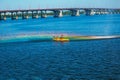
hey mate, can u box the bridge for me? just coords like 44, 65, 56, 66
0, 8, 120, 20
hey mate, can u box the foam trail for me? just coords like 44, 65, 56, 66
0, 35, 53, 43
0, 34, 120, 43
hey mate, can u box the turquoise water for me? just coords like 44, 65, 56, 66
0, 15, 120, 80
0, 15, 120, 37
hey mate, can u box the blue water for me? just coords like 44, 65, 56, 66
0, 15, 120, 37
0, 15, 120, 80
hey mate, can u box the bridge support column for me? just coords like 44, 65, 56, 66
118, 10, 120, 14
41, 11, 47, 18
105, 9, 109, 14
112, 12, 117, 14
118, 11, 120, 14
95, 11, 99, 15
115, 12, 118, 14
111, 12, 114, 14
116, 11, 119, 14
32, 11, 39, 19
54, 10, 63, 17
0, 13, 2, 20
95, 9, 101, 15
71, 10, 80, 16
11, 12, 18, 20
100, 9, 106, 15
100, 10, 103, 15
3, 12, 6, 20
0, 13, 4, 20
22, 11, 29, 19
85, 9, 92, 16
110, 10, 113, 14
99, 11, 102, 15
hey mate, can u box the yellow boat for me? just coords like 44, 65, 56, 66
53, 37, 69, 42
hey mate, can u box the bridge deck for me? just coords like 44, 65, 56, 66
0, 8, 120, 13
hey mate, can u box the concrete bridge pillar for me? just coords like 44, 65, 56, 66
95, 10, 100, 15
85, 9, 93, 16
116, 11, 120, 14
11, 12, 18, 20
118, 10, 120, 14
0, 13, 4, 20
115, 12, 118, 14
109, 11, 112, 14
114, 10, 118, 14
118, 11, 120, 14
112, 12, 116, 14
104, 10, 109, 14
71, 10, 80, 16
41, 11, 47, 18
100, 10, 103, 14
32, 11, 39, 19
22, 11, 29, 19
91, 10, 95, 15
0, 13, 2, 20
115, 11, 118, 14
109, 10, 113, 14
110, 10, 113, 14
54, 10, 63, 17
100, 10, 104, 14
97, 9, 105, 15
3, 12, 6, 20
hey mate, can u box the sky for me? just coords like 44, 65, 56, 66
0, 0, 120, 10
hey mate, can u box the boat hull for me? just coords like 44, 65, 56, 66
53, 38, 69, 42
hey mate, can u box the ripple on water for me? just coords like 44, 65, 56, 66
0, 15, 120, 80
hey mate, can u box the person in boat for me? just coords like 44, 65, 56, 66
53, 35, 64, 39
60, 34, 64, 40
53, 34, 69, 42
53, 35, 59, 40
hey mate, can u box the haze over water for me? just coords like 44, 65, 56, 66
0, 15, 120, 80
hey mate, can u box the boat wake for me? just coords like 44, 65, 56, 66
0, 34, 120, 43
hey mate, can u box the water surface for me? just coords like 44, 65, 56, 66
0, 15, 120, 80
